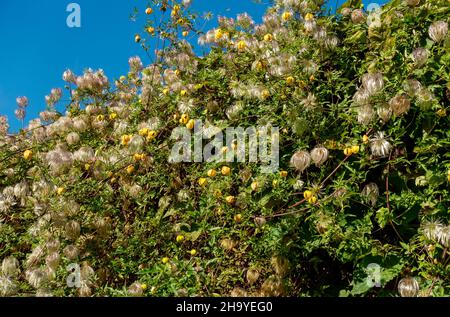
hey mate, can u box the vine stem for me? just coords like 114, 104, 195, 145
320, 154, 350, 188
386, 152, 392, 212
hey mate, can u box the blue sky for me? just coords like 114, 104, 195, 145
0, 0, 387, 132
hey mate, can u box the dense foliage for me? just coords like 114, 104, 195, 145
0, 0, 449, 297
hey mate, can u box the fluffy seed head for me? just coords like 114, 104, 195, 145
398, 277, 420, 297
428, 21, 448, 42
290, 150, 311, 172
370, 132, 392, 158
310, 146, 329, 167
389, 94, 411, 116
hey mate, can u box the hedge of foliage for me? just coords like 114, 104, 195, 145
0, 0, 449, 297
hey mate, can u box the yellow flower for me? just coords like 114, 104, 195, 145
56, 187, 65, 195
189, 249, 197, 256
147, 130, 157, 141
194, 83, 203, 90
121, 134, 132, 146
182, 31, 189, 37
179, 114, 189, 124
308, 196, 318, 204
176, 235, 184, 243
96, 114, 105, 121
215, 29, 224, 40
309, 75, 315, 81
134, 153, 146, 162
344, 148, 352, 156
272, 180, 279, 187
139, 128, 149, 137
186, 119, 195, 130
234, 214, 242, 223
23, 150, 33, 161
351, 145, 360, 154
282, 11, 292, 21
141, 284, 148, 291
147, 27, 155, 34
135, 34, 141, 43
162, 257, 169, 264
214, 190, 222, 198
279, 171, 288, 177
237, 40, 247, 51
221, 166, 231, 176
207, 169, 217, 177
126, 165, 135, 174
84, 163, 91, 171
305, 13, 314, 21
261, 89, 270, 99
251, 181, 259, 191
198, 178, 208, 187
255, 61, 264, 71
226, 196, 236, 205
303, 190, 313, 200
362, 135, 369, 144
286, 76, 295, 86
263, 33, 273, 42
436, 109, 447, 117
145, 7, 153, 15
221, 146, 228, 154
180, 90, 187, 97
109, 112, 117, 120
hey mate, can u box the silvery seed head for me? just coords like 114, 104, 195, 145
362, 183, 379, 206
389, 94, 411, 116
421, 219, 444, 242
370, 132, 392, 158
398, 277, 419, 297
362, 73, 384, 96
290, 150, 311, 173
412, 48, 428, 67
428, 21, 448, 42
310, 146, 329, 167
